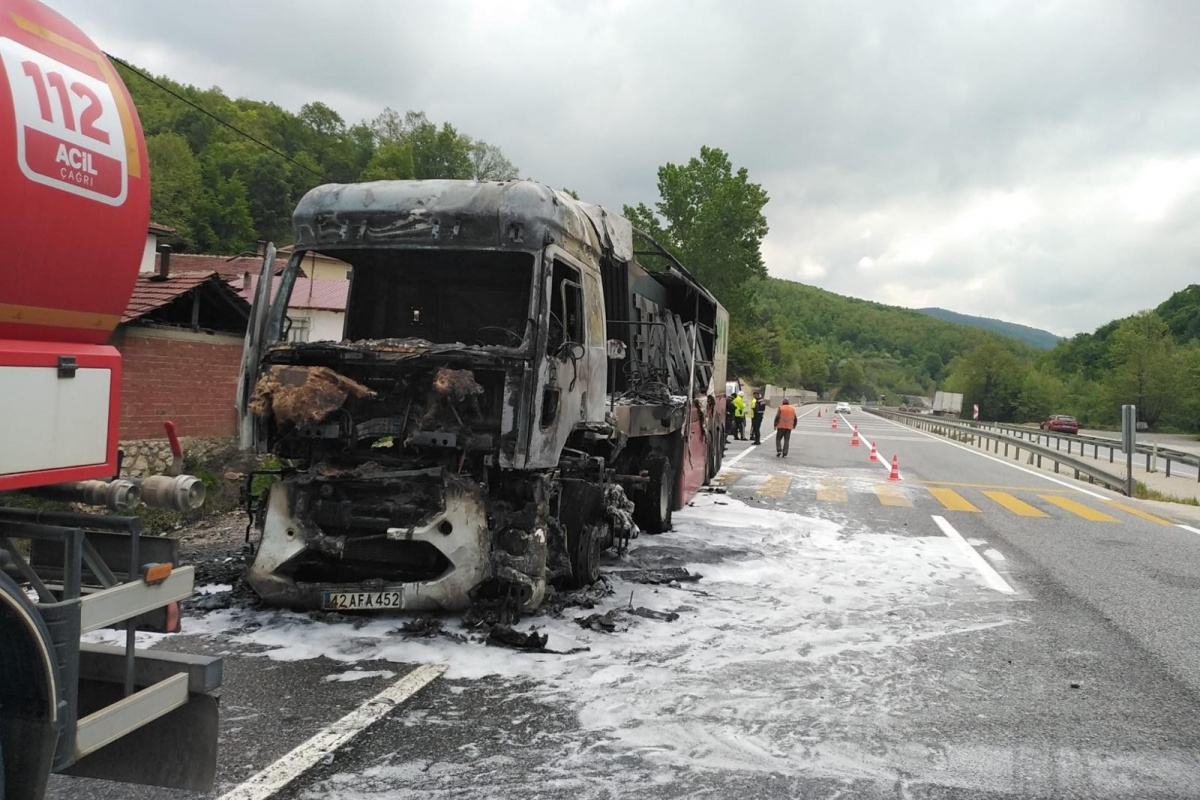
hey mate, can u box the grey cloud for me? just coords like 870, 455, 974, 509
44, 0, 1200, 334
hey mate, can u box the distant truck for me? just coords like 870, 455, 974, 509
238, 180, 729, 615
932, 391, 964, 416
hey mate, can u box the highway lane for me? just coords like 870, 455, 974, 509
269, 406, 1200, 798
45, 405, 1200, 798
835, 409, 1200, 702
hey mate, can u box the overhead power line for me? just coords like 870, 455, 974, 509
106, 52, 326, 180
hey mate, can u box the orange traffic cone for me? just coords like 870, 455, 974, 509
850, 426, 860, 447
888, 454, 900, 481
869, 441, 879, 461
817, 409, 822, 418
831, 417, 838, 430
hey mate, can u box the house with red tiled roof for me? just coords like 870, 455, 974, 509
239, 274, 348, 342
112, 263, 251, 442
112, 235, 353, 442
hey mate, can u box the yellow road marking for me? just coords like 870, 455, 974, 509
1040, 495, 1118, 522
982, 491, 1048, 518
713, 470, 747, 486
873, 484, 912, 507
758, 476, 792, 498
928, 488, 980, 512
912, 480, 1071, 492
816, 479, 848, 503
1103, 500, 1171, 526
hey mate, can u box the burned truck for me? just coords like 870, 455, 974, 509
237, 180, 728, 613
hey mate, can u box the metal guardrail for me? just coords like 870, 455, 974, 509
867, 409, 1131, 495
889, 412, 1200, 483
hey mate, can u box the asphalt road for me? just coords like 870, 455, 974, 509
46, 405, 1200, 799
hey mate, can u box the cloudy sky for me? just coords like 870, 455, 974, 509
45, 0, 1200, 336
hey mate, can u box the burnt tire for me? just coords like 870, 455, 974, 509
567, 522, 604, 588
634, 453, 674, 534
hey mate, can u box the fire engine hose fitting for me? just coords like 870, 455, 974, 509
138, 474, 206, 512
30, 479, 142, 510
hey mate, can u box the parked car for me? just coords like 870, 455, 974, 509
1040, 414, 1079, 434
836, 401, 851, 414
898, 406, 908, 412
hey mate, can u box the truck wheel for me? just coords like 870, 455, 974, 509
567, 522, 604, 588
0, 570, 59, 800
635, 453, 674, 534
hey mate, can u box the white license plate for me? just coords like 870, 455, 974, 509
322, 591, 402, 610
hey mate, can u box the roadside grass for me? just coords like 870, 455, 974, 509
1134, 481, 1200, 506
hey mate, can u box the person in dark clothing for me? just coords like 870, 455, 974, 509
774, 398, 797, 457
751, 393, 766, 445
732, 393, 747, 440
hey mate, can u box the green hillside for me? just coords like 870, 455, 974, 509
918, 308, 1062, 350
1026, 284, 1200, 430
736, 277, 1038, 402
114, 61, 519, 255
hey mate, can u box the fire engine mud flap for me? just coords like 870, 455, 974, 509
246, 477, 546, 612
0, 571, 60, 800
60, 690, 219, 791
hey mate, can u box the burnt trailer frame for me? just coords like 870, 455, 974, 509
237, 180, 727, 614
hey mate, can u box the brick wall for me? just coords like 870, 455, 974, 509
113, 327, 243, 440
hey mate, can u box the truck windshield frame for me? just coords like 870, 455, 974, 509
272, 248, 539, 350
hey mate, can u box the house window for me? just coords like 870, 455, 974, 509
287, 316, 310, 342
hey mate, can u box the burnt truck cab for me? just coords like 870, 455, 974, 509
238, 180, 724, 614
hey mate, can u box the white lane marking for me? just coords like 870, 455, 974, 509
719, 444, 758, 472
1178, 524, 1200, 536
869, 413, 1107, 499
219, 663, 445, 800
932, 515, 1016, 595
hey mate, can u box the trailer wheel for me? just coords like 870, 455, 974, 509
635, 453, 674, 534
567, 522, 604, 587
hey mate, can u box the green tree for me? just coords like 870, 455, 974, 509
405, 113, 473, 179
1172, 343, 1200, 430
728, 327, 770, 381
191, 164, 256, 253
838, 360, 867, 397
946, 342, 1025, 421
360, 141, 416, 181
1103, 312, 1181, 427
145, 131, 201, 249
1014, 369, 1065, 422
623, 146, 769, 319
470, 140, 519, 180
923, 352, 944, 382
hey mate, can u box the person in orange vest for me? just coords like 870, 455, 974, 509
774, 397, 797, 457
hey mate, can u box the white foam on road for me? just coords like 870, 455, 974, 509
157, 495, 1024, 794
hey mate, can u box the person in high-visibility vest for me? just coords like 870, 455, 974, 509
750, 392, 766, 445
732, 393, 747, 440
774, 397, 797, 457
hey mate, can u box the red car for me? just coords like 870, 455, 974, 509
1041, 414, 1079, 434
